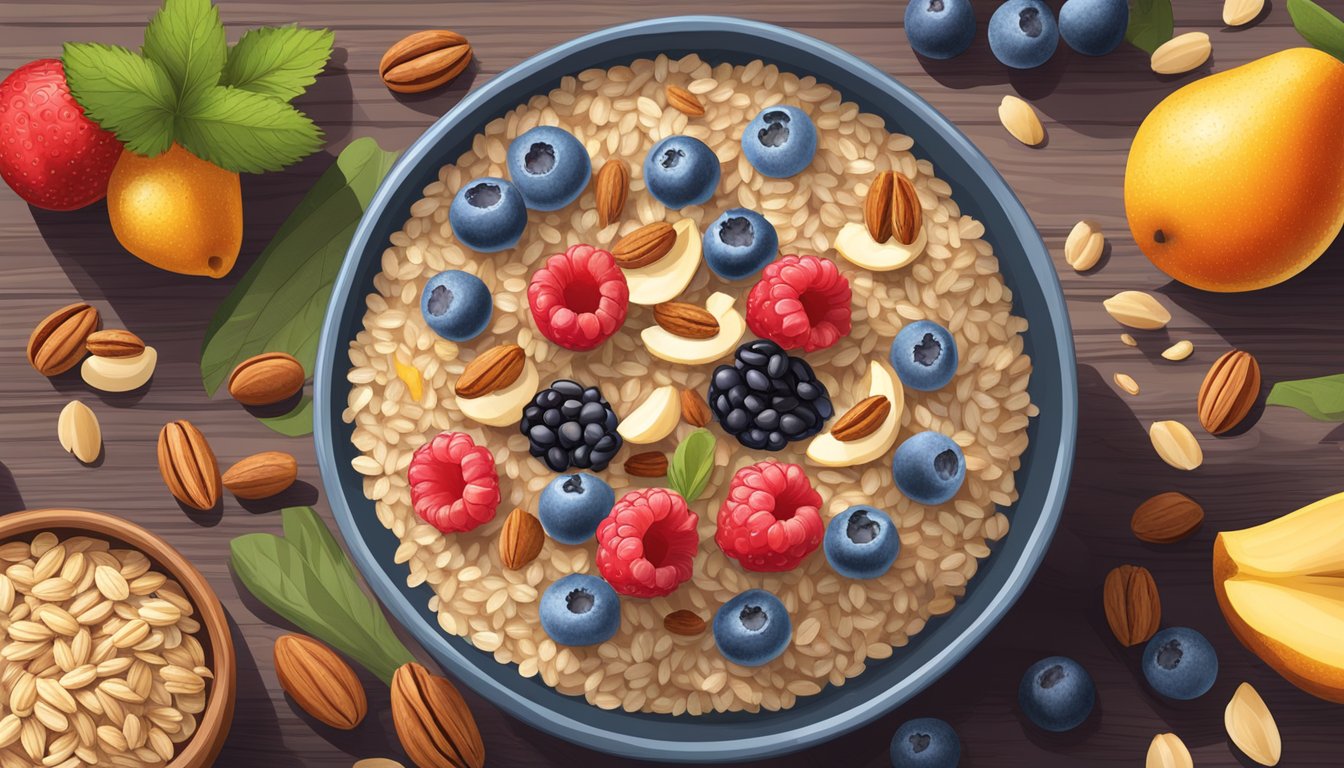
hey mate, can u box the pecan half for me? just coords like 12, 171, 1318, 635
1103, 564, 1161, 647
455, 344, 525, 399
830, 395, 891, 442
380, 30, 473, 94
157, 420, 221, 511
27, 303, 99, 376
391, 662, 485, 768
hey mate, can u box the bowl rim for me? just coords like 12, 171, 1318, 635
315, 15, 1076, 763
0, 508, 236, 768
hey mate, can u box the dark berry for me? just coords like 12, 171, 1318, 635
708, 340, 833, 451
522, 380, 622, 472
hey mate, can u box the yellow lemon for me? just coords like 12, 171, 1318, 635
107, 144, 242, 278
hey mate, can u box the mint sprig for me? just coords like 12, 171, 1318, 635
177, 87, 323, 174
222, 25, 334, 100
142, 0, 226, 107
61, 44, 177, 156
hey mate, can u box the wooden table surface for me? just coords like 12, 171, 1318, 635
2, 0, 1342, 765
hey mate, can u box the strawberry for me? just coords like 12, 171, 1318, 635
0, 59, 122, 211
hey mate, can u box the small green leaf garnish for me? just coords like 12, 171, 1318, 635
176, 86, 323, 175
61, 44, 177, 156
1266, 373, 1344, 421
1126, 0, 1175, 54
141, 0, 226, 107
668, 428, 716, 502
222, 25, 334, 100
1288, 0, 1344, 62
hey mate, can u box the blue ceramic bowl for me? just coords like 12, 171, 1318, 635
315, 16, 1076, 764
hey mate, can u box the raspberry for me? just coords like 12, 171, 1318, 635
528, 244, 629, 351
716, 460, 824, 572
596, 488, 699, 597
745, 254, 852, 352
408, 432, 502, 533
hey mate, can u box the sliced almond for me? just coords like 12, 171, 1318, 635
1065, 220, 1104, 272
665, 85, 705, 117
455, 344, 524, 399
1162, 340, 1194, 361
613, 222, 677, 268
57, 401, 101, 464
1149, 420, 1203, 471
864, 171, 894, 243
830, 395, 891, 442
1113, 372, 1140, 396
998, 95, 1045, 146
653, 302, 719, 339
1225, 682, 1281, 766
891, 173, 922, 246
1151, 32, 1212, 75
1224, 0, 1264, 25
1103, 291, 1171, 330
1146, 732, 1193, 768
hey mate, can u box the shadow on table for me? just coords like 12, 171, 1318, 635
0, 462, 24, 515
216, 612, 297, 764
390, 57, 481, 118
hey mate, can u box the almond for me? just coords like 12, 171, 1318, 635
1197, 349, 1260, 435
156, 420, 221, 511
624, 451, 668, 478
1225, 682, 1281, 767
1103, 291, 1171, 330
1103, 564, 1161, 647
891, 173, 922, 246
455, 344, 524, 399
1224, 0, 1264, 25
1151, 32, 1212, 75
391, 662, 486, 768
227, 352, 305, 406
679, 388, 712, 428
56, 401, 101, 464
27, 303, 99, 377
864, 171, 894, 243
498, 508, 544, 570
663, 610, 706, 636
379, 30, 473, 94
1064, 220, 1105, 272
274, 634, 367, 730
830, 395, 891, 442
998, 95, 1045, 146
665, 84, 705, 117
85, 329, 145, 358
653, 302, 719, 339
1131, 492, 1203, 544
1149, 420, 1203, 471
1146, 733, 1193, 768
222, 451, 299, 500
612, 222, 676, 268
594, 158, 630, 228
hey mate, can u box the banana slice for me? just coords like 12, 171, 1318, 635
625, 219, 702, 305
617, 385, 681, 444
806, 360, 904, 467
456, 359, 540, 427
641, 292, 745, 366
835, 222, 926, 272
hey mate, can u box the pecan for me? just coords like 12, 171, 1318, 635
379, 30, 473, 94
1197, 350, 1260, 435
1103, 564, 1161, 647
27, 302, 99, 376
864, 171, 894, 243
830, 395, 891, 442
157, 420, 221, 511
665, 85, 705, 117
391, 662, 485, 768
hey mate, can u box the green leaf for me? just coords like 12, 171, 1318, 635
668, 429, 716, 502
223, 26, 334, 100
176, 86, 323, 173
61, 43, 177, 156
1289, 0, 1344, 61
281, 507, 360, 601
1266, 374, 1344, 421
258, 395, 313, 436
200, 138, 400, 401
1126, 0, 1174, 53
142, 0, 226, 107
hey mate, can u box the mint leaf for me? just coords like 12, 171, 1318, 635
1126, 0, 1174, 53
176, 86, 323, 173
668, 429, 716, 502
223, 25, 333, 101
61, 43, 177, 156
1266, 374, 1344, 421
142, 0, 226, 107
1289, 0, 1344, 61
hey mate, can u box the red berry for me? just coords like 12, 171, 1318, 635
408, 432, 502, 534
745, 254, 852, 352
596, 488, 698, 598
0, 59, 122, 211
528, 244, 629, 351
716, 460, 824, 572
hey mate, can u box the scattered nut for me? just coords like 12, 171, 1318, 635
1162, 340, 1194, 361
274, 634, 367, 730
830, 395, 892, 442
679, 388, 712, 428
222, 451, 299, 500
81, 346, 158, 392
1198, 349, 1260, 435
1149, 420, 1203, 471
56, 400, 101, 464
1064, 220, 1105, 272
85, 328, 146, 358
157, 420, 222, 511
390, 662, 486, 768
1147, 732, 1194, 768
653, 301, 720, 339
1131, 492, 1203, 544
1113, 372, 1140, 396
455, 344, 525, 399
663, 610, 706, 636
27, 302, 99, 376
594, 158, 630, 228
613, 222, 677, 269
379, 30, 473, 94
1225, 682, 1281, 767
1103, 291, 1171, 330
1151, 32, 1212, 75
498, 507, 544, 570
891, 173, 922, 246
864, 171, 894, 243
998, 95, 1045, 146
665, 84, 704, 117
227, 352, 305, 406
1224, 0, 1264, 25
1120, 333, 1138, 347
1103, 564, 1161, 647
624, 451, 669, 478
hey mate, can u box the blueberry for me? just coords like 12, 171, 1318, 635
539, 574, 620, 646
825, 506, 900, 579
447, 177, 527, 253
1142, 627, 1218, 700
905, 0, 977, 60
506, 126, 591, 211
989, 0, 1060, 69
713, 589, 791, 667
420, 270, 492, 341
742, 106, 817, 179
889, 717, 961, 768
643, 135, 721, 209
703, 208, 779, 280
1059, 0, 1129, 55
891, 320, 958, 391
538, 473, 614, 544
892, 432, 965, 505
1018, 656, 1095, 732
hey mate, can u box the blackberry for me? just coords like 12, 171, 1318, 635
521, 380, 622, 473
708, 340, 833, 451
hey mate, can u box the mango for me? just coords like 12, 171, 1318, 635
107, 144, 243, 278
1125, 48, 1344, 292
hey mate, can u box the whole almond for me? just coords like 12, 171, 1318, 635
222, 451, 299, 500
665, 84, 705, 117
891, 173, 922, 246
56, 400, 101, 464
455, 344, 525, 399
380, 30, 473, 94
1064, 220, 1105, 272
663, 610, 706, 636
1131, 492, 1203, 544
498, 508, 544, 570
864, 171, 894, 243
1149, 420, 1203, 471
1225, 682, 1281, 767
274, 634, 367, 730
653, 302, 719, 339
27, 303, 99, 377
1103, 564, 1161, 647
85, 329, 145, 358
594, 158, 630, 228
998, 95, 1045, 146
1224, 0, 1264, 25
157, 420, 221, 511
1147, 733, 1194, 768
679, 388, 711, 428
391, 662, 486, 768
1197, 349, 1260, 435
227, 352, 305, 406
1151, 32, 1212, 75
613, 222, 677, 268
624, 451, 668, 478
1103, 291, 1171, 330
831, 395, 891, 442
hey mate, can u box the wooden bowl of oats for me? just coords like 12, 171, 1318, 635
0, 509, 234, 768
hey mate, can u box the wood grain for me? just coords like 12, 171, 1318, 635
1, 1, 1342, 766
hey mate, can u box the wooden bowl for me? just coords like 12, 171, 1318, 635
0, 509, 235, 768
